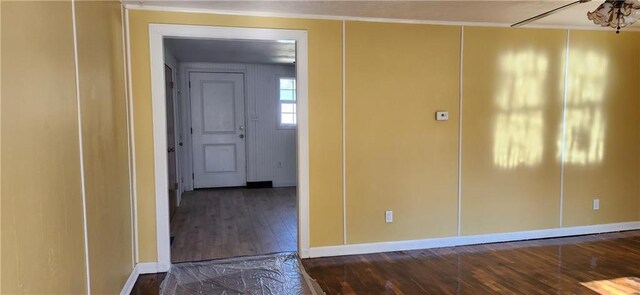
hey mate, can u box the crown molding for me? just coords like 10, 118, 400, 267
124, 3, 640, 32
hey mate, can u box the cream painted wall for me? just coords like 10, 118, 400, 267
75, 1, 134, 294
128, 8, 640, 263
1, 3, 639, 290
345, 21, 460, 243
128, 10, 344, 262
1, 2, 87, 293
562, 30, 640, 226
461, 27, 567, 235
2, 1, 133, 294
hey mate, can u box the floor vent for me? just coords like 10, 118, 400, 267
246, 181, 273, 189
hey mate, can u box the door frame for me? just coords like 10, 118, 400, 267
181, 66, 249, 191
180, 69, 249, 191
188, 71, 248, 188
149, 24, 310, 268
164, 64, 179, 218
164, 50, 183, 203
179, 66, 301, 191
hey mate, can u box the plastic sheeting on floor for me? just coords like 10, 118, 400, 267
159, 252, 325, 295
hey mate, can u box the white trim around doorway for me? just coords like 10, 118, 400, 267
148, 24, 310, 270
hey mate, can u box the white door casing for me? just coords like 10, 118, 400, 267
148, 24, 309, 270
190, 72, 246, 188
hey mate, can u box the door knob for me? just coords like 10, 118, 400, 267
239, 126, 244, 131
239, 134, 244, 139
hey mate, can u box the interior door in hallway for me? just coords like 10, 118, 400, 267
190, 72, 246, 188
165, 65, 178, 218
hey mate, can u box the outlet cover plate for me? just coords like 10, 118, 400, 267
436, 111, 449, 121
385, 210, 393, 223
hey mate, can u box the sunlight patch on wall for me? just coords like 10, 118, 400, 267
493, 51, 548, 169
560, 51, 608, 166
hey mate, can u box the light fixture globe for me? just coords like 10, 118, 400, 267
587, 0, 640, 33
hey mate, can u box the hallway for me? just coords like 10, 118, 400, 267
170, 187, 297, 262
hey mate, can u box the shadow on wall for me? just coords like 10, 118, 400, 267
492, 49, 608, 169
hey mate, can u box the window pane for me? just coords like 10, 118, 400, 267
280, 78, 295, 90
279, 77, 297, 126
280, 90, 295, 101
281, 103, 295, 113
281, 113, 295, 125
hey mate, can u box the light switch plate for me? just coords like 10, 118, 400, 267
436, 111, 449, 121
385, 210, 393, 223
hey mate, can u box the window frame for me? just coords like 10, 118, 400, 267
277, 76, 297, 129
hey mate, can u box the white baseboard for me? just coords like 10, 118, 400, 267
121, 221, 640, 293
120, 262, 172, 295
306, 221, 640, 258
120, 265, 140, 295
137, 261, 171, 274
273, 181, 297, 188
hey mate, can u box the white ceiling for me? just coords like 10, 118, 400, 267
164, 38, 296, 64
129, 0, 640, 30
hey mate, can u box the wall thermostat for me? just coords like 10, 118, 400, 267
436, 111, 449, 121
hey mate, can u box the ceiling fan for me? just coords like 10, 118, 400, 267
512, 0, 640, 33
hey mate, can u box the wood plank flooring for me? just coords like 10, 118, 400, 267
302, 230, 640, 294
581, 277, 640, 294
132, 230, 640, 294
131, 273, 165, 295
170, 187, 297, 263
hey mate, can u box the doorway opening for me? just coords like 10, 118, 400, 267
163, 37, 299, 262
149, 25, 310, 270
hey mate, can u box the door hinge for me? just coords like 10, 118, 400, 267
169, 81, 174, 89
190, 128, 193, 134
192, 173, 194, 179
189, 81, 191, 88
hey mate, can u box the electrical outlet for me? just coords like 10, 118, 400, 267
593, 199, 600, 210
385, 210, 393, 223
436, 111, 449, 121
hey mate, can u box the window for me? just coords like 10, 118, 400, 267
279, 77, 297, 127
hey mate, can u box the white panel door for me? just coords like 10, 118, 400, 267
190, 72, 246, 188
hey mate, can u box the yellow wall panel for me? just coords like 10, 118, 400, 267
128, 10, 344, 261
461, 27, 567, 235
75, 1, 133, 293
2, 0, 638, 291
1, 1, 87, 293
128, 10, 640, 262
562, 31, 640, 226
345, 22, 461, 243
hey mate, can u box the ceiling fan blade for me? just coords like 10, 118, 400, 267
511, 0, 592, 27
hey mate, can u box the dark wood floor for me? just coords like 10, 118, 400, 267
132, 230, 640, 294
170, 187, 297, 262
131, 273, 165, 295
303, 230, 640, 295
